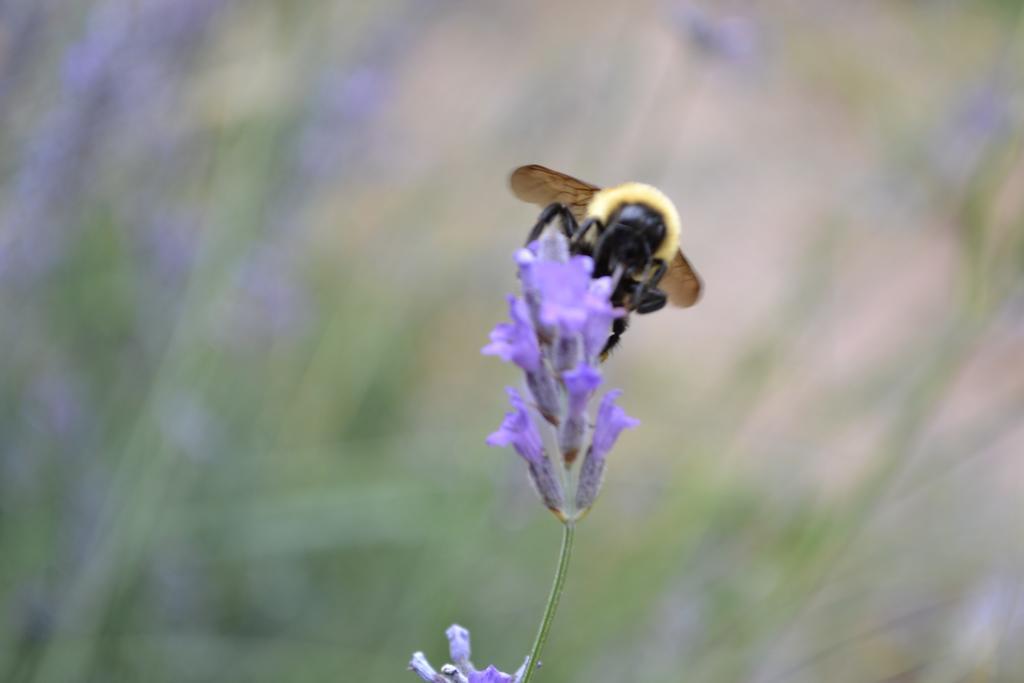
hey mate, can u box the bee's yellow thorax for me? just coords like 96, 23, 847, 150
585, 182, 680, 262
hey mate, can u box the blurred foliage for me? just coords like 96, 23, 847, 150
1, 1, 1023, 682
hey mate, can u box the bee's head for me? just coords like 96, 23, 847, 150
603, 203, 666, 272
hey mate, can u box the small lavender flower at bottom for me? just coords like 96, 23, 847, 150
409, 625, 523, 683
575, 390, 639, 513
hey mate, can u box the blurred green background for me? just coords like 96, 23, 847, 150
2, 1, 1023, 681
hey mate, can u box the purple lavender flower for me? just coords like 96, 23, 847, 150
482, 296, 542, 371
410, 625, 525, 683
483, 228, 638, 521
482, 297, 559, 423
591, 389, 641, 461
487, 388, 564, 517
534, 255, 594, 336
576, 390, 640, 513
486, 388, 547, 467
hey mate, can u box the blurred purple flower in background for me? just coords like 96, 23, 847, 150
297, 65, 394, 183
0, 0, 229, 286
670, 2, 760, 65
23, 370, 85, 440
933, 77, 1014, 185
219, 245, 311, 346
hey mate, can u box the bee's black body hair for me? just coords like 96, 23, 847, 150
526, 202, 670, 357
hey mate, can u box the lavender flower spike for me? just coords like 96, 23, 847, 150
575, 390, 640, 513
483, 226, 639, 521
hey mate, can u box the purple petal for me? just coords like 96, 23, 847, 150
559, 362, 603, 463
515, 247, 537, 290
469, 665, 514, 683
590, 390, 640, 462
534, 256, 594, 334
563, 363, 602, 415
582, 277, 624, 361
481, 296, 541, 371
487, 389, 564, 514
485, 388, 545, 466
446, 624, 472, 667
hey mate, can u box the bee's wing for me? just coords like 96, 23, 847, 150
509, 164, 600, 222
663, 250, 702, 307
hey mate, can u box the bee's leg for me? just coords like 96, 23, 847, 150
633, 259, 668, 314
569, 218, 602, 250
526, 203, 578, 245
599, 316, 629, 360
591, 223, 625, 276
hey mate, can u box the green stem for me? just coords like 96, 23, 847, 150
520, 523, 575, 683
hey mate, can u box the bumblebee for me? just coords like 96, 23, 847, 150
510, 164, 702, 356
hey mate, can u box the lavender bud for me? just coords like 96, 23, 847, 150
575, 390, 639, 513
574, 445, 607, 514
481, 296, 542, 371
481, 295, 560, 423
526, 459, 565, 520
445, 624, 474, 673
525, 368, 560, 426
559, 363, 601, 465
410, 652, 444, 682
514, 248, 550, 342
551, 333, 580, 373
486, 389, 565, 518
